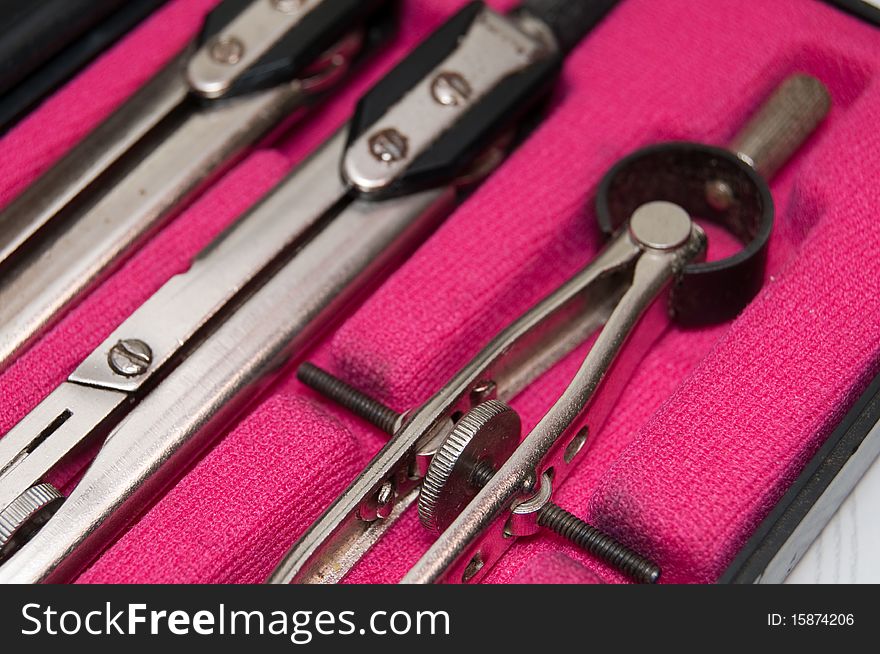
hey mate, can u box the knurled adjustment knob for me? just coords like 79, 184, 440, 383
418, 400, 520, 533
0, 483, 63, 559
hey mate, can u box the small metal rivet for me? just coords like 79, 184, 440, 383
374, 480, 395, 519
462, 552, 485, 582
470, 380, 497, 405
705, 179, 736, 212
108, 339, 153, 377
210, 36, 245, 65
431, 71, 472, 107
629, 201, 692, 251
369, 129, 409, 164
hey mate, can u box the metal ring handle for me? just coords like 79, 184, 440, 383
596, 75, 830, 325
596, 142, 773, 325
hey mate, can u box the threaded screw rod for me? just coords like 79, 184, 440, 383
298, 362, 400, 435
470, 462, 660, 583
297, 363, 661, 583
537, 503, 660, 584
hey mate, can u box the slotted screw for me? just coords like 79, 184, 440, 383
431, 71, 472, 106
108, 339, 153, 377
210, 36, 244, 65
297, 363, 661, 583
368, 128, 409, 163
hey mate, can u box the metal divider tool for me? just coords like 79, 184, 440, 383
270, 74, 831, 585
0, 0, 620, 583
597, 74, 831, 325
0, 0, 396, 374
296, 363, 662, 583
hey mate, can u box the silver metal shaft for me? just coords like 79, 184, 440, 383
0, 181, 455, 583
0, 72, 306, 373
0, 54, 189, 268
0, 130, 349, 520
729, 74, 831, 179
403, 205, 703, 584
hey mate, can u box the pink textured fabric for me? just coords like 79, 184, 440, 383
510, 553, 604, 585
327, 0, 880, 585
1, 0, 878, 585
77, 395, 364, 584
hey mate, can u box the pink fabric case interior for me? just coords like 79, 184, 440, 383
0, 0, 878, 584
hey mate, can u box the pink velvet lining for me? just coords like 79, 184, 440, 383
0, 0, 877, 584
510, 553, 604, 585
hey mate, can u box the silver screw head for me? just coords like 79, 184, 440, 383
359, 479, 395, 522
628, 201, 693, 251
431, 71, 472, 107
210, 36, 245, 65
369, 128, 409, 163
108, 339, 153, 377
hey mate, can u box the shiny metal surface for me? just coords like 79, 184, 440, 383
343, 7, 551, 194
418, 400, 520, 534
107, 339, 154, 377
69, 128, 347, 394
404, 203, 702, 583
0, 483, 62, 557
0, 181, 454, 583
0, 55, 189, 268
0, 0, 370, 375
729, 74, 831, 179
187, 0, 321, 98
270, 202, 704, 584
0, 0, 357, 273
0, 383, 126, 513
0, 78, 308, 374
0, 130, 347, 551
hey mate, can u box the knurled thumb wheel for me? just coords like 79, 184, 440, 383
418, 400, 521, 533
0, 483, 63, 559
